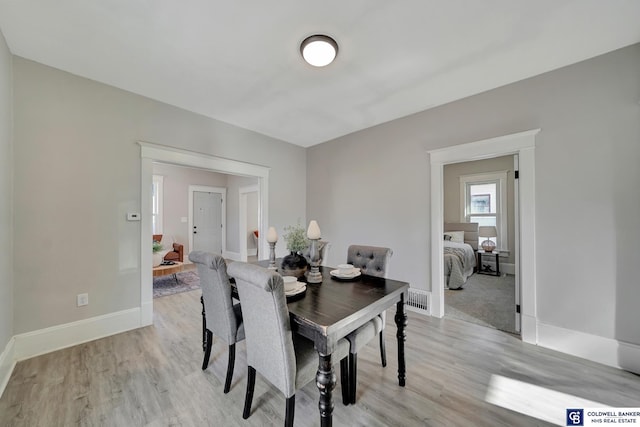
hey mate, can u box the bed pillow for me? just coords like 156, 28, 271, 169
443, 234, 452, 241
444, 231, 464, 243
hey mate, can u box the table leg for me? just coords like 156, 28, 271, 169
316, 353, 335, 427
395, 293, 408, 387
201, 295, 207, 352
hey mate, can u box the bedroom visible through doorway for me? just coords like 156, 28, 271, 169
428, 129, 539, 344
443, 155, 518, 334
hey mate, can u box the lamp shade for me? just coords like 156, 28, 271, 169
307, 220, 321, 240
478, 226, 497, 238
267, 226, 278, 243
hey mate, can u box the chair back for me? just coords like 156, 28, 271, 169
188, 251, 241, 344
347, 245, 393, 278
227, 262, 297, 397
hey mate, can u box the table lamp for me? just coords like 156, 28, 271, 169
306, 220, 322, 283
479, 226, 497, 252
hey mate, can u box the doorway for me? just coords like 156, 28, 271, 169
429, 129, 539, 344
239, 185, 259, 262
443, 155, 519, 334
139, 142, 270, 326
189, 186, 225, 256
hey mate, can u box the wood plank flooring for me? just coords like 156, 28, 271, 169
1, 288, 639, 426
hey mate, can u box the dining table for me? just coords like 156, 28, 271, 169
251, 260, 410, 427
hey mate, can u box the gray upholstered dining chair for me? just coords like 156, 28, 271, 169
227, 261, 350, 427
345, 244, 393, 404
189, 251, 245, 394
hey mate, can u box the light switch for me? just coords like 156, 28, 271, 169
127, 213, 141, 221
181, 217, 188, 223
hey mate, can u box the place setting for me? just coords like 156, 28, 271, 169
330, 263, 362, 281
282, 275, 307, 300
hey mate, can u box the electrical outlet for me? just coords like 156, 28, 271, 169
77, 293, 89, 307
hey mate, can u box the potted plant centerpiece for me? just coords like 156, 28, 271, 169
152, 240, 165, 267
281, 223, 309, 278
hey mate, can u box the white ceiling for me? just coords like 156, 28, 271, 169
0, 1, 639, 147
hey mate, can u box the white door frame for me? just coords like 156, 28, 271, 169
239, 185, 259, 262
139, 142, 270, 326
428, 129, 539, 344
189, 185, 226, 256
513, 154, 521, 333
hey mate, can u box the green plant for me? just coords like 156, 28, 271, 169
283, 223, 308, 253
152, 241, 164, 253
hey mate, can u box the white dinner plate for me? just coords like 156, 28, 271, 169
285, 282, 306, 296
330, 270, 362, 280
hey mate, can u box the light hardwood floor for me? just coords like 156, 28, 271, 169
1, 288, 639, 426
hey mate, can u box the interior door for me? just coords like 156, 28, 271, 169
193, 191, 223, 255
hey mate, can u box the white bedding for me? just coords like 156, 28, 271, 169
444, 241, 476, 289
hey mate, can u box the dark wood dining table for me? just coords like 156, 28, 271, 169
254, 261, 410, 427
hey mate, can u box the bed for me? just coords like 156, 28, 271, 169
443, 222, 478, 289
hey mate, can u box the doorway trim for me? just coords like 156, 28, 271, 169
188, 185, 227, 256
239, 185, 259, 262
139, 142, 270, 326
428, 129, 539, 344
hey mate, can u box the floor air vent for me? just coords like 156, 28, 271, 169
406, 288, 429, 315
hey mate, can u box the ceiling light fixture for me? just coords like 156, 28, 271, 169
300, 35, 338, 67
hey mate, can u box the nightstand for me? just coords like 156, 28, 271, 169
477, 250, 500, 276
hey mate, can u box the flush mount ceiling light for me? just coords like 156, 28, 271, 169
300, 35, 338, 67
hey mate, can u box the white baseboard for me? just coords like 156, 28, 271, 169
501, 262, 515, 275
618, 341, 640, 374
434, 294, 639, 375
13, 307, 141, 362
223, 251, 241, 261
520, 313, 537, 344
141, 301, 153, 327
537, 321, 640, 375
0, 337, 16, 399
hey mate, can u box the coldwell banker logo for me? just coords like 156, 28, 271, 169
566, 409, 584, 426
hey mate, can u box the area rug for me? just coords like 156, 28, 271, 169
153, 271, 200, 298
445, 273, 517, 334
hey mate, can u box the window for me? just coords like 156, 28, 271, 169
152, 175, 163, 234
460, 171, 508, 252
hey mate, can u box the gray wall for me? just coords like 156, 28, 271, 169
443, 155, 515, 265
308, 44, 640, 349
0, 30, 13, 352
12, 57, 306, 334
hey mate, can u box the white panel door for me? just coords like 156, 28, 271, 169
193, 191, 222, 255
